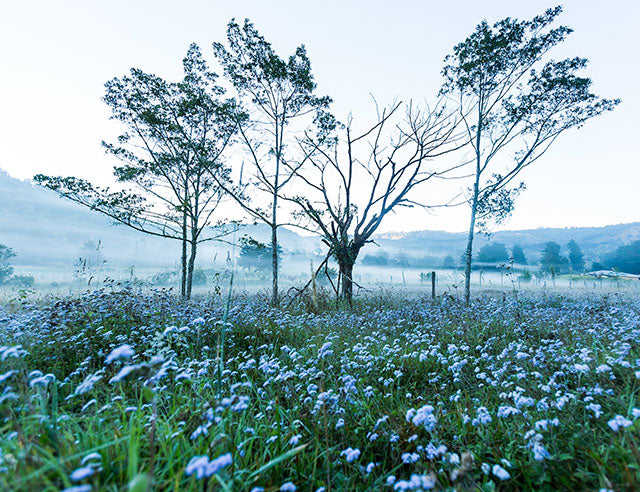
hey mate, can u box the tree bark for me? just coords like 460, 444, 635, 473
464, 174, 480, 305
180, 211, 188, 299
271, 222, 278, 306
185, 240, 197, 300
270, 116, 282, 307
339, 261, 354, 304
464, 105, 483, 306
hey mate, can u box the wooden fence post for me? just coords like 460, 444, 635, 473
431, 271, 436, 300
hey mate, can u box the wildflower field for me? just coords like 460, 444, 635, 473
0, 288, 639, 491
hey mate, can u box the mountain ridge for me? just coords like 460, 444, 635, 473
1, 169, 638, 268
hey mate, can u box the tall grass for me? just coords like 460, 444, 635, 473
0, 288, 638, 490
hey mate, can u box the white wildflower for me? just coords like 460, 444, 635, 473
105, 344, 134, 365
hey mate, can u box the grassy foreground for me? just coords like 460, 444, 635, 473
0, 288, 639, 491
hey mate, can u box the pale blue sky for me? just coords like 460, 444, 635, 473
0, 0, 637, 232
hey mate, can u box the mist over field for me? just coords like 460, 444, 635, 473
2, 169, 639, 297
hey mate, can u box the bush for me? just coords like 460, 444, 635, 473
517, 268, 532, 283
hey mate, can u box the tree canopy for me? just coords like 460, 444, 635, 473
476, 242, 510, 263
603, 240, 640, 274
36, 44, 238, 298
212, 18, 335, 305
0, 244, 16, 284
540, 241, 569, 274
440, 5, 619, 303
567, 239, 585, 272
237, 236, 282, 272
512, 244, 527, 265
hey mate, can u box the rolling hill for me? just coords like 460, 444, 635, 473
1, 170, 638, 270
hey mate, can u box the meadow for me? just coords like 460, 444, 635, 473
0, 286, 639, 491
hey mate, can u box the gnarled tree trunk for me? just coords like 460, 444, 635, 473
337, 243, 362, 304
339, 261, 354, 303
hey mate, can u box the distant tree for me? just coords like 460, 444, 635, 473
416, 255, 441, 268
476, 242, 509, 263
518, 268, 532, 283
36, 44, 238, 299
567, 239, 585, 273
391, 253, 410, 268
237, 236, 282, 272
540, 241, 569, 274
288, 101, 461, 302
212, 19, 334, 306
512, 244, 527, 265
440, 6, 619, 304
443, 254, 457, 269
603, 240, 640, 274
361, 252, 389, 266
590, 261, 604, 271
0, 244, 16, 284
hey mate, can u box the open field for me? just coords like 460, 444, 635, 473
3, 262, 640, 304
0, 287, 639, 491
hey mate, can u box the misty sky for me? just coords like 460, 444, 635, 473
0, 0, 637, 233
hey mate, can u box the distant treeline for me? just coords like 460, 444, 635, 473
358, 239, 640, 275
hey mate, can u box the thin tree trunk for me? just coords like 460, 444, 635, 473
181, 211, 188, 299
186, 240, 197, 300
271, 222, 278, 306
271, 117, 281, 307
464, 188, 478, 305
464, 105, 483, 306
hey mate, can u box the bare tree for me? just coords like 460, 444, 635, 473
440, 6, 619, 304
36, 44, 237, 299
212, 19, 334, 306
287, 101, 462, 302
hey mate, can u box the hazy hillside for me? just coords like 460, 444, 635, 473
0, 170, 320, 269
0, 170, 180, 267
1, 170, 638, 270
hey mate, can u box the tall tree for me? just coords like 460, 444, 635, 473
540, 241, 569, 274
212, 19, 334, 306
567, 239, 585, 273
288, 101, 461, 302
443, 255, 457, 269
0, 244, 16, 284
476, 242, 509, 263
512, 244, 527, 264
237, 236, 281, 272
440, 6, 619, 304
36, 45, 237, 299
603, 240, 640, 274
